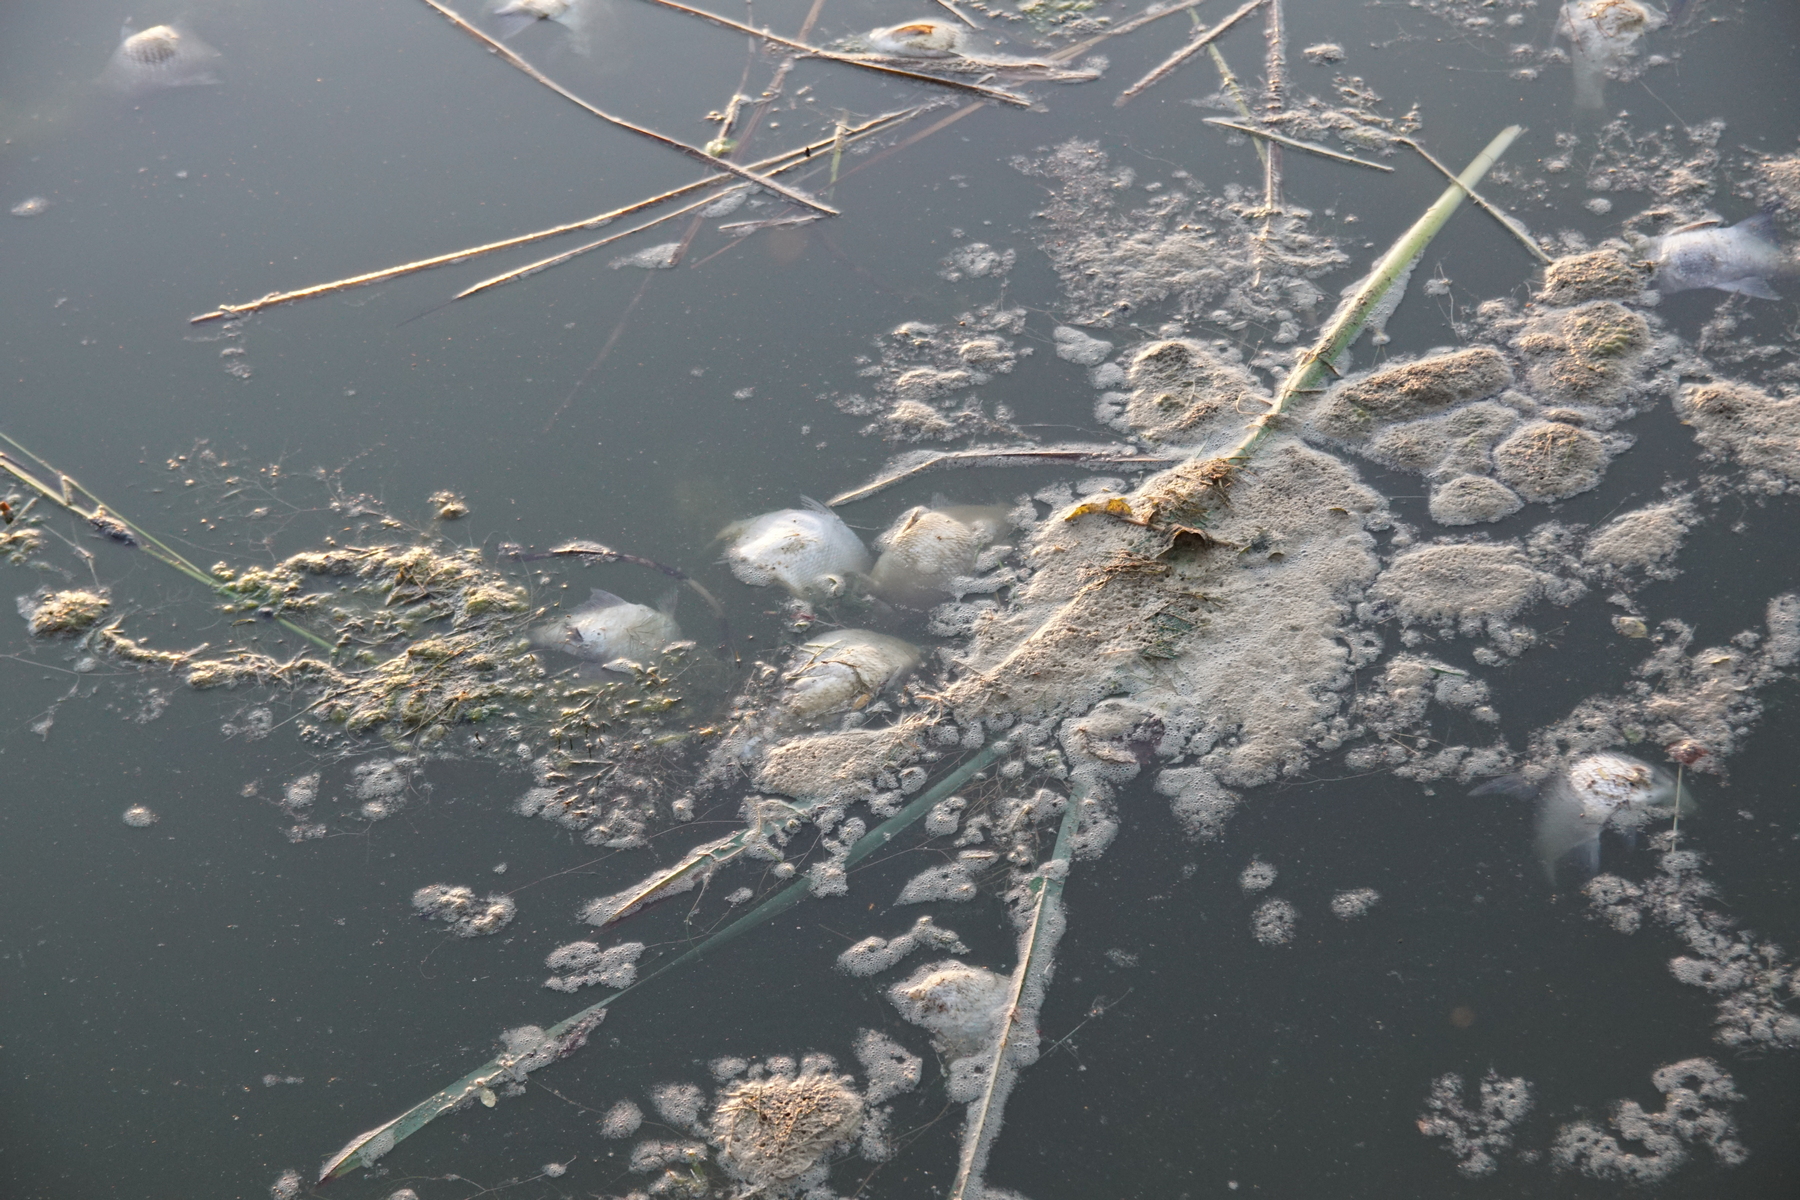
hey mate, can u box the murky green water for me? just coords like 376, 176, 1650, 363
3, 1, 1799, 1197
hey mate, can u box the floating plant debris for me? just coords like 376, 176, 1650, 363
10, 4, 1800, 1197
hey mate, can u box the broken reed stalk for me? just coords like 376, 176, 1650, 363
1207, 44, 1266, 169
319, 742, 1005, 1181
1260, 0, 1285, 208
1395, 136, 1552, 264
0, 435, 336, 653
828, 446, 1184, 508
190, 110, 918, 323
947, 775, 1084, 1200
1204, 118, 1392, 172
631, 0, 1032, 106
1115, 0, 1266, 106
413, 0, 835, 216
1234, 123, 1523, 463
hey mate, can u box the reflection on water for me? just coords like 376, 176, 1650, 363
2, 1, 1799, 1197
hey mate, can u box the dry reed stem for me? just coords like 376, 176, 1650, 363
1396, 136, 1552, 263
1115, 0, 1266, 105
633, 0, 1033, 105
1204, 118, 1392, 171
414, 0, 835, 215
189, 110, 917, 324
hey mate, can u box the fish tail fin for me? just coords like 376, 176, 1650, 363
1727, 277, 1781, 300
655, 586, 680, 616
584, 588, 627, 608
1739, 210, 1781, 244
491, 11, 536, 39
800, 495, 834, 515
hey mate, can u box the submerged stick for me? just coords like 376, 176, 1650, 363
318, 741, 1004, 1181
1115, 0, 1266, 106
828, 446, 1184, 508
632, 0, 1032, 105
1204, 118, 1392, 171
414, 0, 835, 216
1207, 44, 1266, 169
190, 110, 917, 324
1053, 0, 1211, 63
947, 774, 1085, 1200
508, 538, 726, 617
1395, 135, 1551, 264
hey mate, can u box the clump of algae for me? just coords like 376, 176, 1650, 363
1515, 300, 1651, 405
709, 1071, 865, 1190
24, 589, 110, 637
70, 534, 710, 774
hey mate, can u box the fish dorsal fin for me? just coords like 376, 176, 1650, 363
800, 495, 834, 515
1665, 217, 1723, 236
583, 588, 628, 610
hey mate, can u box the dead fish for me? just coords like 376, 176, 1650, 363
99, 24, 221, 97
488, 0, 601, 54
1557, 0, 1664, 112
784, 629, 920, 719
1650, 212, 1786, 301
720, 498, 870, 599
1474, 750, 1691, 886
865, 20, 966, 57
532, 588, 681, 674
867, 502, 1010, 607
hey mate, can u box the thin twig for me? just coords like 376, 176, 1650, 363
413, 0, 836, 215
1204, 118, 1393, 171
1395, 136, 1552, 263
1115, 0, 1265, 106
452, 193, 721, 302
189, 110, 918, 324
632, 0, 1032, 105
828, 447, 1182, 508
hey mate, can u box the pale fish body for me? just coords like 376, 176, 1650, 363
866, 20, 966, 57
1651, 213, 1786, 300
868, 503, 1010, 606
99, 24, 221, 96
1558, 0, 1663, 111
489, 0, 605, 54
784, 630, 920, 719
534, 588, 680, 672
721, 499, 871, 599
1479, 750, 1688, 885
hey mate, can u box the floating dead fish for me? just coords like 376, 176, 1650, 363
721, 499, 870, 599
488, 0, 600, 54
865, 20, 966, 57
533, 588, 681, 674
1475, 750, 1690, 886
784, 629, 920, 719
1557, 0, 1663, 112
99, 24, 221, 97
1650, 212, 1786, 301
868, 502, 1010, 607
